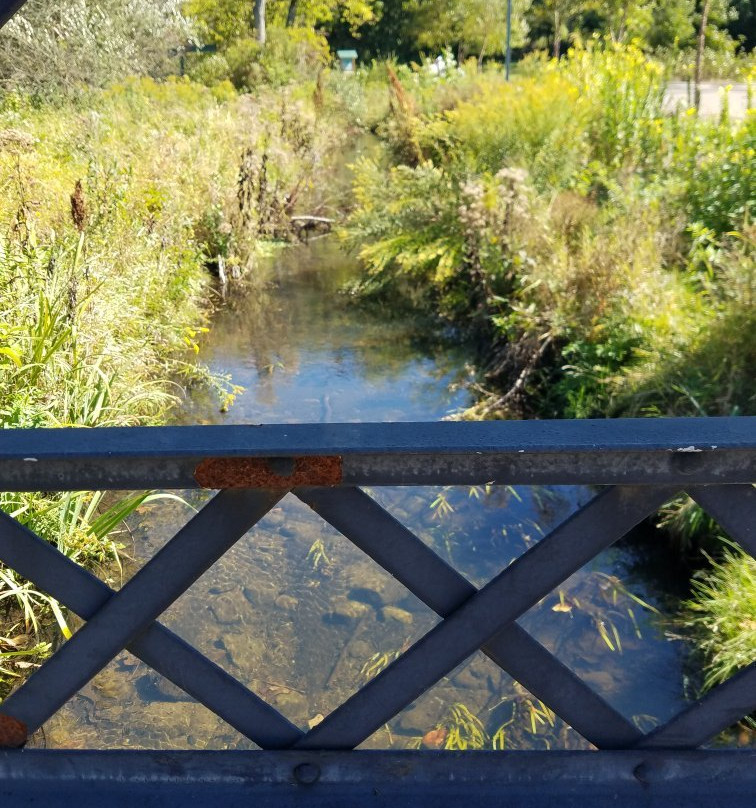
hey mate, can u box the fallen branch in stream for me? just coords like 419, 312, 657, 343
467, 335, 554, 420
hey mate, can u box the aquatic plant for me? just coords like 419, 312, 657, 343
360, 648, 403, 681
438, 703, 488, 750
306, 538, 332, 572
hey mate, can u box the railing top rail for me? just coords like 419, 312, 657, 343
0, 417, 753, 490
1, 417, 754, 460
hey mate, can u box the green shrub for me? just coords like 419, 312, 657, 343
220, 27, 329, 91
683, 544, 756, 693
430, 72, 587, 191
685, 114, 755, 235
345, 43, 755, 423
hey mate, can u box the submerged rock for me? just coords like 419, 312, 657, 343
136, 672, 194, 703
274, 594, 299, 612
220, 632, 267, 669
209, 592, 244, 625
381, 606, 414, 625
273, 690, 309, 723
396, 695, 445, 734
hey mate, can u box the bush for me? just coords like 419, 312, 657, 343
682, 544, 756, 694
0, 0, 191, 93
207, 26, 330, 91
430, 72, 587, 191
343, 43, 755, 421
685, 113, 755, 235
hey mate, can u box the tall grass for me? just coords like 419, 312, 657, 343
682, 544, 756, 699
0, 75, 342, 699
340, 41, 755, 692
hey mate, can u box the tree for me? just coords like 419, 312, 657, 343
0, 0, 191, 90
269, 0, 376, 32
727, 0, 755, 50
251, 0, 377, 46
409, 0, 532, 62
254, 0, 266, 43
181, 0, 249, 46
533, 0, 589, 57
596, 0, 655, 43
342, 0, 416, 61
647, 0, 696, 49
695, 0, 712, 106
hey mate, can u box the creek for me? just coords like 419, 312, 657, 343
45, 238, 691, 751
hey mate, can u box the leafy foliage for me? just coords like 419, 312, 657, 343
683, 543, 756, 693
343, 43, 755, 422
0, 0, 190, 92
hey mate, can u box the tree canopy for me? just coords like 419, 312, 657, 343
0, 0, 751, 90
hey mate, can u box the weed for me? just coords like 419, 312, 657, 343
682, 542, 756, 693
306, 538, 332, 573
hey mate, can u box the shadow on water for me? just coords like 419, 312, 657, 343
45, 239, 692, 752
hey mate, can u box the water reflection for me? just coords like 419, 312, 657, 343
45, 240, 689, 751
182, 239, 472, 424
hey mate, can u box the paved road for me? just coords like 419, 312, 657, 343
665, 81, 749, 118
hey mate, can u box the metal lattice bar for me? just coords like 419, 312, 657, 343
1, 749, 755, 808
638, 663, 756, 749
0, 510, 302, 748
686, 485, 756, 557
1, 489, 285, 734
0, 419, 753, 768
296, 485, 643, 749
295, 486, 677, 749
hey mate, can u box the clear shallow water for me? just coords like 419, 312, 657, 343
46, 240, 690, 751
181, 239, 472, 424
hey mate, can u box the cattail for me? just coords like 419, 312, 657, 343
70, 179, 87, 232
386, 66, 424, 166
313, 69, 325, 114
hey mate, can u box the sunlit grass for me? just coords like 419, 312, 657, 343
682, 543, 756, 693
0, 75, 343, 700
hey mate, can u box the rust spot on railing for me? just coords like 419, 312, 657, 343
0, 713, 27, 748
194, 456, 342, 489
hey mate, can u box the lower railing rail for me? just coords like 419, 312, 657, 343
0, 418, 754, 806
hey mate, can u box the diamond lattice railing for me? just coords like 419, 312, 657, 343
0, 419, 753, 752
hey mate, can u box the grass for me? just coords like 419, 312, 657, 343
0, 75, 344, 701
682, 543, 756, 695
336, 41, 755, 709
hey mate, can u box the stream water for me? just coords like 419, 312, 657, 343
46, 239, 691, 751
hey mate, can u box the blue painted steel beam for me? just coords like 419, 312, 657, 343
0, 418, 753, 489
0, 509, 302, 749
687, 485, 756, 557
296, 485, 643, 749
295, 486, 677, 750
1, 419, 751, 458
0, 750, 753, 808
0, 0, 27, 28
638, 662, 756, 749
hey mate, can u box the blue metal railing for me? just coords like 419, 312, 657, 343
0, 417, 754, 806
